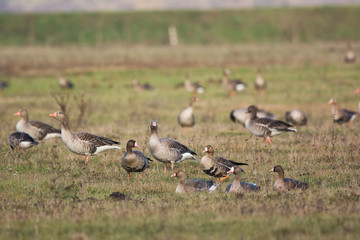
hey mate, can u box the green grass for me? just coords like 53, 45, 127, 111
1, 7, 360, 46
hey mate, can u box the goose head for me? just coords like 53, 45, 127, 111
126, 139, 140, 150
49, 111, 67, 123
14, 109, 28, 119
328, 98, 337, 105
269, 165, 285, 177
171, 169, 185, 179
202, 145, 214, 154
150, 120, 158, 132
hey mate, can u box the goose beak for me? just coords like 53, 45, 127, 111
245, 110, 248, 113
49, 113, 57, 118
269, 168, 274, 172
170, 173, 176, 178
14, 111, 20, 116
135, 144, 140, 148
227, 167, 234, 174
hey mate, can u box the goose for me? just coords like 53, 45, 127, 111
58, 75, 74, 89
355, 89, 360, 113
148, 120, 197, 172
230, 106, 275, 127
184, 74, 205, 95
133, 79, 153, 91
200, 145, 248, 183
245, 105, 297, 144
0, 81, 9, 90
177, 96, 199, 131
49, 111, 121, 164
285, 109, 307, 126
222, 69, 246, 97
269, 165, 308, 191
328, 98, 357, 125
344, 42, 356, 63
9, 132, 39, 150
254, 69, 266, 95
14, 109, 61, 141
171, 170, 215, 194
226, 167, 260, 193
121, 139, 151, 181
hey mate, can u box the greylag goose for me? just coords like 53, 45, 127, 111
177, 97, 199, 131
58, 75, 74, 89
328, 98, 357, 125
355, 89, 360, 113
285, 109, 307, 126
148, 120, 197, 172
121, 139, 151, 181
254, 69, 266, 95
222, 69, 246, 97
269, 165, 308, 191
226, 167, 260, 193
171, 170, 215, 194
9, 132, 39, 150
184, 74, 205, 95
230, 106, 275, 127
200, 145, 248, 183
133, 79, 153, 91
49, 111, 121, 163
14, 109, 61, 141
344, 42, 356, 63
245, 105, 297, 144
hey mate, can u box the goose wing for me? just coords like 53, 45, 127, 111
29, 120, 61, 135
75, 132, 119, 147
160, 138, 196, 155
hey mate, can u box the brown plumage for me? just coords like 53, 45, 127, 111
226, 167, 260, 193
49, 111, 121, 164
171, 170, 214, 194
9, 132, 39, 150
222, 69, 246, 96
14, 109, 61, 141
177, 96, 199, 131
269, 165, 308, 191
58, 75, 74, 89
328, 98, 357, 125
184, 74, 205, 95
121, 139, 151, 181
344, 42, 356, 63
200, 145, 248, 183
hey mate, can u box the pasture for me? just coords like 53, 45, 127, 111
1, 8, 360, 240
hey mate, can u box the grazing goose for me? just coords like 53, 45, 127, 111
14, 109, 61, 141
222, 69, 247, 97
200, 145, 248, 183
58, 75, 74, 90
148, 120, 197, 172
121, 139, 151, 181
171, 170, 215, 194
254, 69, 266, 95
269, 165, 308, 191
184, 74, 205, 95
328, 98, 357, 125
230, 106, 275, 127
133, 79, 153, 91
226, 167, 260, 194
9, 132, 39, 150
285, 109, 307, 126
355, 89, 360, 113
177, 96, 199, 131
49, 111, 121, 164
344, 42, 356, 63
245, 105, 297, 144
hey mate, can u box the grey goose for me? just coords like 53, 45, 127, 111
148, 120, 197, 172
14, 109, 61, 141
226, 167, 260, 194
184, 74, 205, 95
177, 96, 199, 131
200, 145, 247, 183
344, 42, 356, 63
285, 109, 307, 126
222, 69, 246, 97
328, 98, 357, 125
254, 69, 266, 95
121, 139, 151, 181
58, 75, 74, 90
9, 132, 39, 150
269, 165, 308, 191
49, 111, 121, 164
230, 106, 275, 127
171, 170, 215, 194
245, 105, 297, 144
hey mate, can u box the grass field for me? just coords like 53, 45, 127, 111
0, 41, 360, 239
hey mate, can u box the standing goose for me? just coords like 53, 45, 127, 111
245, 105, 297, 144
200, 145, 248, 183
58, 75, 74, 90
177, 97, 199, 131
285, 109, 307, 126
171, 170, 215, 194
328, 98, 357, 125
49, 111, 121, 164
184, 74, 205, 95
121, 139, 151, 181
269, 165, 308, 191
226, 167, 260, 194
14, 109, 61, 141
344, 42, 356, 63
148, 120, 197, 172
230, 106, 275, 127
9, 132, 39, 150
254, 69, 266, 95
354, 89, 360, 113
222, 69, 246, 97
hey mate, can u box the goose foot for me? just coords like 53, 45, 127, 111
171, 163, 174, 170
85, 156, 89, 164
219, 175, 229, 182
138, 173, 142, 179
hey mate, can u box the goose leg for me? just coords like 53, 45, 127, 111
266, 137, 272, 144
171, 163, 175, 170
164, 164, 167, 172
181, 127, 185, 132
219, 175, 229, 182
85, 156, 89, 164
127, 172, 130, 181
138, 173, 142, 179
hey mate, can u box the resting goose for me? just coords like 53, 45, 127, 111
58, 75, 74, 90
200, 145, 248, 183
230, 106, 275, 127
328, 98, 357, 125
254, 69, 266, 95
133, 79, 153, 91
222, 69, 246, 97
344, 42, 356, 63
171, 170, 215, 194
226, 167, 260, 193
121, 139, 151, 181
14, 109, 61, 141
148, 120, 197, 172
285, 109, 307, 126
9, 132, 39, 150
184, 74, 205, 95
245, 105, 297, 144
49, 111, 121, 164
177, 97, 199, 131
269, 165, 308, 191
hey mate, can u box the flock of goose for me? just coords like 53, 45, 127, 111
7, 64, 360, 195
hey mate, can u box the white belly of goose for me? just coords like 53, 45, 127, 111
43, 133, 62, 139
93, 145, 121, 155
